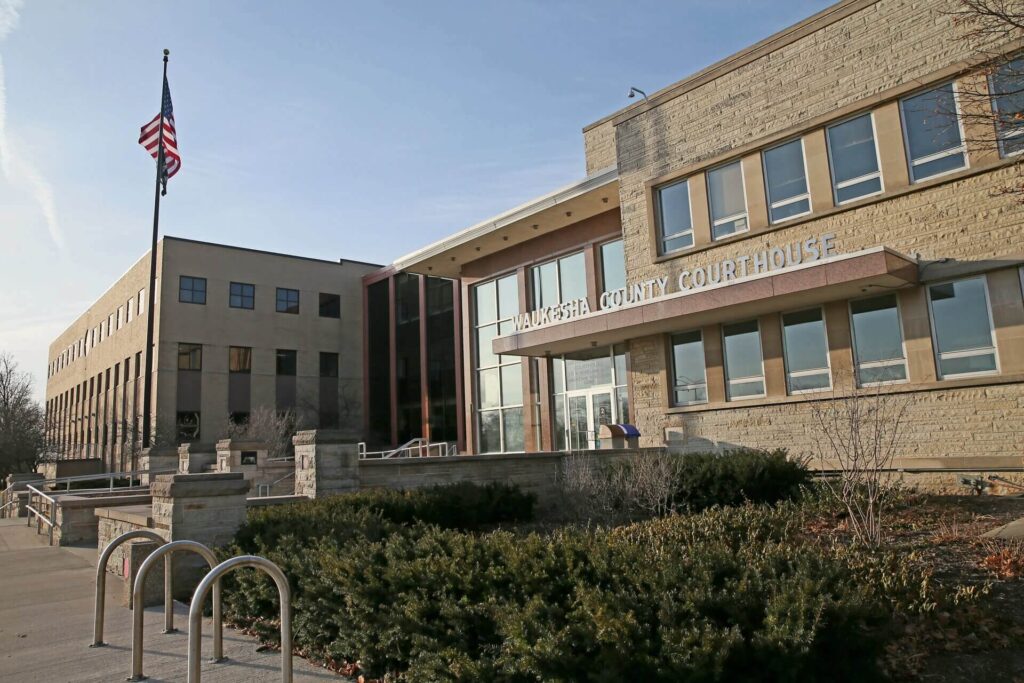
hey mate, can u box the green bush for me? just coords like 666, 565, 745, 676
224, 503, 912, 682
670, 448, 811, 511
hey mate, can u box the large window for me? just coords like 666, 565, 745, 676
928, 277, 998, 378
722, 320, 765, 400
474, 274, 523, 453
276, 287, 300, 314
763, 139, 810, 223
827, 113, 882, 204
670, 330, 707, 405
229, 282, 255, 309
319, 293, 341, 318
179, 276, 207, 305
655, 179, 693, 254
849, 295, 907, 385
990, 57, 1024, 156
176, 412, 200, 442
319, 351, 339, 378
177, 343, 202, 371
530, 251, 586, 310
600, 239, 626, 293
900, 83, 967, 181
229, 346, 251, 373
707, 161, 748, 240
276, 349, 297, 376
781, 308, 831, 393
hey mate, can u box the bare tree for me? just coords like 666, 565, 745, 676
0, 353, 45, 478
224, 406, 298, 459
561, 451, 680, 523
810, 372, 912, 546
945, 1, 1024, 198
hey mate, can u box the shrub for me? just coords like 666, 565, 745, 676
225, 502, 914, 681
670, 448, 810, 511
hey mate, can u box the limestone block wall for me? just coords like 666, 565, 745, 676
178, 442, 217, 474
293, 430, 360, 498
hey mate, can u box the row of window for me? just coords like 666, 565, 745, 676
178, 276, 342, 317
50, 288, 147, 377
176, 343, 340, 377
655, 62, 1024, 256
670, 277, 1000, 406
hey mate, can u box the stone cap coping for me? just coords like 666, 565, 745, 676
215, 439, 270, 451
247, 495, 310, 507
141, 445, 179, 457
357, 449, 661, 467
292, 429, 361, 446
56, 494, 152, 509
178, 442, 218, 455
151, 471, 251, 498
7, 472, 44, 484
94, 504, 154, 527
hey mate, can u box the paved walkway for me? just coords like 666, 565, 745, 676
0, 519, 341, 682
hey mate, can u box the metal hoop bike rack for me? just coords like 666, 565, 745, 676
91, 529, 166, 647
187, 555, 292, 683
129, 540, 223, 681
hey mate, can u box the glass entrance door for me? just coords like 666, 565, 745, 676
566, 389, 614, 450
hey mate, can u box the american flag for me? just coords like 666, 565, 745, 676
138, 75, 180, 191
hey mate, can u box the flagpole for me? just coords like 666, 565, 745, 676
140, 48, 169, 459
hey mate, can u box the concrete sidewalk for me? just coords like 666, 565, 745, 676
0, 519, 342, 682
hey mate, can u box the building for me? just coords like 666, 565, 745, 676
380, 0, 1024, 470
44, 237, 379, 470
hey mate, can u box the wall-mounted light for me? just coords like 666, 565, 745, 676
627, 86, 648, 101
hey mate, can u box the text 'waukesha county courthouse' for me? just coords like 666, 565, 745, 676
46, 0, 1024, 481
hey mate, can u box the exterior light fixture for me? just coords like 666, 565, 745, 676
627, 86, 648, 101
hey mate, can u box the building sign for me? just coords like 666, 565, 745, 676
513, 233, 837, 332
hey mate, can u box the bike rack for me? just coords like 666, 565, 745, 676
129, 540, 223, 681
187, 555, 292, 683
91, 529, 166, 647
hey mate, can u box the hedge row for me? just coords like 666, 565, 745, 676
668, 448, 810, 510
222, 501, 921, 681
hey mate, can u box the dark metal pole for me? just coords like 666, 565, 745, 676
141, 49, 169, 452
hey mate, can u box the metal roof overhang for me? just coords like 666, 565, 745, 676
390, 166, 619, 278
493, 247, 919, 357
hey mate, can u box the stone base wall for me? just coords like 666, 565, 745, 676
293, 430, 360, 498
54, 494, 151, 546
37, 458, 103, 481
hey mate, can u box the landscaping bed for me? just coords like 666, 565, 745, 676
214, 453, 1024, 682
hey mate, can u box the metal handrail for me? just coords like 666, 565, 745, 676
130, 540, 223, 681
257, 470, 296, 497
358, 439, 456, 460
188, 555, 292, 683
25, 485, 58, 545
92, 529, 167, 647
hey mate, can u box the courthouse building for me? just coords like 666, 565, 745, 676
375, 0, 1024, 466
44, 237, 378, 470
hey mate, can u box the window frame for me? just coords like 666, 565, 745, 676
926, 276, 1000, 380
989, 58, 1024, 158
825, 112, 885, 205
721, 319, 767, 401
761, 138, 812, 224
319, 351, 340, 378
177, 343, 203, 371
654, 177, 695, 255
228, 346, 252, 374
669, 329, 708, 407
275, 287, 300, 314
706, 160, 749, 241
598, 238, 627, 294
229, 281, 255, 310
847, 293, 910, 387
779, 306, 833, 395
275, 349, 298, 376
529, 249, 586, 311
472, 273, 524, 454
178, 275, 207, 305
899, 81, 969, 183
318, 292, 342, 319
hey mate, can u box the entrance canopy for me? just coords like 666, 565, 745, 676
493, 246, 918, 357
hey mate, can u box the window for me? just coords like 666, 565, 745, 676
990, 57, 1024, 156
927, 277, 998, 378
849, 294, 908, 385
827, 113, 882, 204
655, 179, 694, 254
176, 411, 200, 442
138, 288, 145, 316
599, 240, 626, 294
530, 251, 586, 310
229, 346, 252, 373
108, 313, 115, 336
126, 298, 133, 323
177, 343, 202, 371
276, 287, 300, 314
229, 282, 255, 309
707, 161, 748, 240
117, 306, 124, 330
722, 320, 765, 399
670, 330, 707, 405
178, 276, 207, 304
320, 351, 339, 378
474, 274, 523, 453
781, 308, 831, 393
763, 139, 811, 222
900, 83, 967, 181
319, 293, 341, 318
276, 349, 297, 376
229, 412, 249, 426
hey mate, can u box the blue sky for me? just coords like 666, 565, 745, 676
0, 0, 830, 399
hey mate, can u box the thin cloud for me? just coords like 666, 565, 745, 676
0, 1, 64, 250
